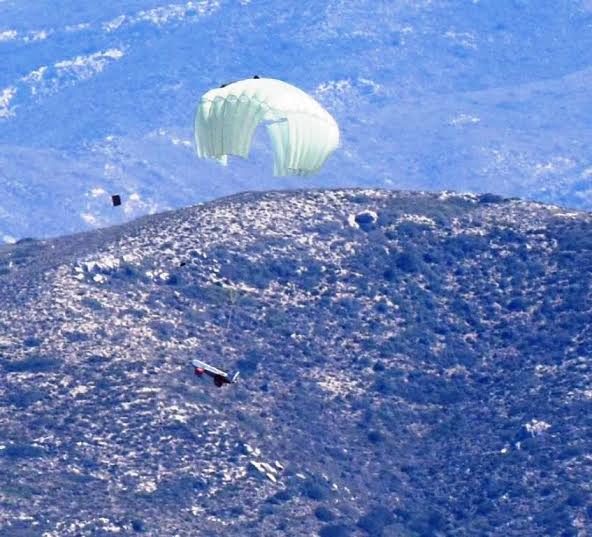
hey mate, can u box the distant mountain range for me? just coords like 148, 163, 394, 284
1, 0, 592, 241
1, 189, 590, 536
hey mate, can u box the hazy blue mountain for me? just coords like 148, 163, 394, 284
1, 0, 592, 241
1, 189, 590, 535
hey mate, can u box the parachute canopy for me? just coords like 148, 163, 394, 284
194, 78, 340, 176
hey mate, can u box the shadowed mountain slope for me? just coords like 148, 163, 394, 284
0, 189, 591, 536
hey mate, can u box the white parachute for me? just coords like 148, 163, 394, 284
194, 77, 340, 176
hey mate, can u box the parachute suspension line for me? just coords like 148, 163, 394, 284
226, 288, 240, 332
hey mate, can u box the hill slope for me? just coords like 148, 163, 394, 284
0, 189, 591, 536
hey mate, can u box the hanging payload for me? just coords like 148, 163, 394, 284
194, 77, 340, 176
192, 359, 240, 388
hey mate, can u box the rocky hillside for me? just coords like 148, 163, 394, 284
0, 189, 591, 536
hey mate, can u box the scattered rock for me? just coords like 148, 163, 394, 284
248, 460, 283, 483
349, 210, 378, 230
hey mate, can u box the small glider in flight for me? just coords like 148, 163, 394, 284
192, 359, 240, 387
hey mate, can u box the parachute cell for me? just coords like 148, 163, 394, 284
194, 78, 340, 176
